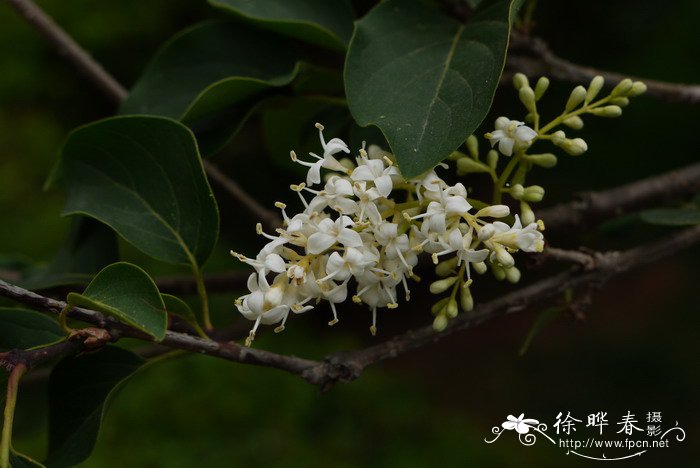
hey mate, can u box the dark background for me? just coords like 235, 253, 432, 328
1, 0, 698, 466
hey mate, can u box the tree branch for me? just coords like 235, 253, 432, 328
507, 32, 700, 104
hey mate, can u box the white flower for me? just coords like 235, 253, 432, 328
502, 414, 540, 434
291, 124, 350, 186
307, 176, 357, 215
488, 215, 544, 252
306, 215, 362, 254
351, 157, 400, 198
487, 117, 537, 156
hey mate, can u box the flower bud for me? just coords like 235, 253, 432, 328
338, 157, 355, 171
519, 86, 537, 112
456, 157, 490, 175
430, 276, 458, 294
523, 185, 545, 203
565, 85, 587, 112
476, 204, 510, 218
590, 105, 622, 117
478, 224, 496, 241
460, 286, 474, 312
551, 130, 566, 145
448, 150, 465, 161
563, 115, 584, 130
534, 76, 550, 100
524, 113, 535, 124
433, 314, 448, 331
487, 150, 499, 170
611, 78, 633, 96
466, 134, 479, 159
495, 247, 515, 268
491, 263, 506, 281
473, 261, 488, 275
446, 298, 459, 318
435, 256, 459, 277
610, 97, 629, 107
520, 201, 535, 225
505, 266, 521, 284
586, 76, 605, 102
628, 81, 647, 97
513, 72, 529, 90
509, 183, 524, 200
526, 153, 558, 168
431, 297, 449, 315
561, 137, 588, 156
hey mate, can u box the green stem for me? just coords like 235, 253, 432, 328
192, 266, 212, 332
538, 95, 613, 135
492, 153, 522, 204
1, 364, 27, 468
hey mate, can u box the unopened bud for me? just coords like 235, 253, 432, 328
513, 72, 529, 90
509, 183, 525, 200
526, 153, 558, 168
446, 299, 459, 318
448, 150, 465, 161
431, 297, 449, 315
628, 81, 647, 97
460, 286, 474, 312
473, 261, 488, 275
338, 157, 355, 171
523, 185, 545, 203
430, 276, 458, 294
561, 137, 588, 156
456, 157, 490, 175
478, 224, 496, 241
476, 204, 510, 218
466, 135, 479, 159
491, 263, 506, 281
487, 150, 499, 170
611, 78, 633, 96
591, 105, 622, 117
524, 112, 535, 124
551, 130, 566, 145
534, 76, 550, 100
565, 85, 587, 112
433, 314, 448, 331
610, 97, 629, 107
495, 247, 515, 268
435, 256, 459, 277
563, 115, 584, 130
505, 266, 521, 284
586, 76, 605, 103
520, 201, 535, 225
519, 86, 537, 112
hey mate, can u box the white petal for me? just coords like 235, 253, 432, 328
338, 228, 363, 248
374, 174, 393, 198
264, 254, 286, 273
498, 137, 515, 156
350, 165, 375, 182
306, 160, 323, 186
515, 125, 537, 142
494, 117, 511, 131
307, 232, 337, 254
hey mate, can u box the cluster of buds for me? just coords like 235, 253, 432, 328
232, 124, 544, 345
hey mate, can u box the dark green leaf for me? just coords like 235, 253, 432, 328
639, 208, 700, 226
46, 347, 144, 468
67, 263, 167, 341
345, 0, 519, 178
55, 115, 219, 267
209, 0, 354, 50
519, 306, 563, 356
21, 218, 118, 290
161, 294, 202, 335
0, 308, 64, 352
10, 450, 45, 467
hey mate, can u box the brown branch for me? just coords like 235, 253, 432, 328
2, 226, 699, 389
539, 161, 700, 232
507, 32, 700, 104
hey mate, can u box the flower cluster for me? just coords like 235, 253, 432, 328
232, 124, 544, 345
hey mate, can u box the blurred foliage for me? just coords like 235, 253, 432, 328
1, 0, 699, 466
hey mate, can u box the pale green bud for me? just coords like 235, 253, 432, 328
590, 105, 622, 117
611, 78, 633, 96
460, 286, 474, 312
431, 297, 449, 315
473, 261, 487, 275
430, 276, 458, 294
487, 150, 499, 170
561, 137, 588, 156
492, 263, 506, 281
509, 183, 525, 200
610, 97, 629, 107
519, 86, 537, 112
456, 157, 490, 175
476, 204, 510, 218
628, 81, 647, 97
505, 266, 521, 284
433, 314, 448, 331
495, 247, 515, 268
526, 153, 558, 168
520, 201, 535, 225
448, 150, 465, 161
339, 157, 355, 171
466, 135, 479, 159
563, 115, 584, 130
586, 76, 605, 103
513, 72, 529, 90
435, 256, 459, 277
565, 85, 587, 112
551, 130, 566, 145
523, 185, 545, 203
534, 76, 550, 100
524, 113, 535, 124
446, 298, 459, 318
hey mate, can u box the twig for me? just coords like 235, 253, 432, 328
507, 32, 700, 104
532, 246, 598, 270
539, 161, 700, 232
2, 226, 699, 389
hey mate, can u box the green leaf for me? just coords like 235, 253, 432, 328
46, 347, 144, 468
209, 0, 354, 51
56, 115, 219, 268
10, 450, 45, 468
0, 308, 64, 352
67, 263, 167, 341
21, 218, 118, 290
161, 294, 203, 337
639, 208, 700, 226
345, 0, 519, 178
120, 21, 303, 154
